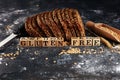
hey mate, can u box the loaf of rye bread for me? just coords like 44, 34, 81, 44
25, 8, 85, 41
86, 21, 120, 43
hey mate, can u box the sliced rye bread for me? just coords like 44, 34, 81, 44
44, 12, 55, 37
64, 8, 77, 37
48, 11, 63, 37
25, 8, 86, 41
60, 9, 72, 41
31, 15, 45, 37
52, 9, 66, 39
25, 17, 40, 37
36, 13, 52, 37
68, 8, 81, 37
72, 9, 85, 37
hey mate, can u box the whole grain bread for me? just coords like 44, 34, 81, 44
25, 8, 85, 41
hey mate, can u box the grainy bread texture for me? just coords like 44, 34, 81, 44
25, 8, 85, 41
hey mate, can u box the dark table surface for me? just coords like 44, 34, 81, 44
0, 0, 120, 80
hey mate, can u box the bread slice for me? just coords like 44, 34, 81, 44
44, 12, 55, 36
48, 11, 63, 37
59, 9, 72, 41
68, 9, 80, 37
31, 15, 45, 37
25, 17, 40, 37
66, 8, 79, 37
36, 13, 52, 37
25, 17, 32, 36
63, 8, 76, 37
52, 9, 66, 39
72, 9, 85, 37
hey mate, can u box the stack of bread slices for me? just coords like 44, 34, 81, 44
25, 8, 85, 41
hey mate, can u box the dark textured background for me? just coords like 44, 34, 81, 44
0, 0, 120, 80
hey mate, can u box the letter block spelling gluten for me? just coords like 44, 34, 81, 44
19, 37, 65, 47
